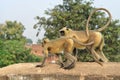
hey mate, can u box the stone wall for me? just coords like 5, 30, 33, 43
0, 62, 120, 80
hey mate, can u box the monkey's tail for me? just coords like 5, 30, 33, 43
70, 38, 94, 46
86, 8, 112, 36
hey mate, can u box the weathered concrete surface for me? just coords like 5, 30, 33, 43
0, 62, 120, 80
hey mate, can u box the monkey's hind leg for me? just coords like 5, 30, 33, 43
56, 54, 65, 68
96, 38, 109, 62
87, 46, 103, 66
91, 49, 103, 66
96, 49, 108, 62
63, 59, 75, 69
73, 48, 79, 61
63, 53, 77, 69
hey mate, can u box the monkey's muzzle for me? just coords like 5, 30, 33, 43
59, 31, 65, 36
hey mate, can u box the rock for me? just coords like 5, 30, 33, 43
0, 62, 120, 80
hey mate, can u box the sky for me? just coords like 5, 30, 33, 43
0, 0, 120, 43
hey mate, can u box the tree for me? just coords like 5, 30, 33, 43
34, 0, 120, 61
0, 21, 41, 67
37, 39, 43, 44
103, 20, 120, 61
26, 38, 33, 44
0, 21, 25, 40
0, 39, 41, 67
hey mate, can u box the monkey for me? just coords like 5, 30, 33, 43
59, 28, 105, 65
36, 37, 94, 69
36, 38, 77, 69
59, 8, 112, 65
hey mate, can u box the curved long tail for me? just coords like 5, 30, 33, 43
86, 8, 112, 36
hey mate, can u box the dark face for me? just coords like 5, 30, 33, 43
59, 30, 65, 36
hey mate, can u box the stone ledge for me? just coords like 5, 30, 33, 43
0, 62, 120, 80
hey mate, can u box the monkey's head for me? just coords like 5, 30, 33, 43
59, 27, 72, 36
42, 38, 50, 47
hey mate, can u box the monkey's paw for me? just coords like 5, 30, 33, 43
63, 61, 75, 69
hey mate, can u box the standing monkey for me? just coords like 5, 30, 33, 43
36, 37, 93, 69
59, 8, 112, 65
36, 38, 77, 69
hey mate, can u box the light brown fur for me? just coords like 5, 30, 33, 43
59, 28, 105, 65
36, 37, 93, 69
59, 8, 112, 65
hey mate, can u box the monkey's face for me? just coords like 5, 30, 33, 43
59, 27, 71, 36
59, 30, 65, 36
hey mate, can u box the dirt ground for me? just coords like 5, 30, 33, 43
0, 62, 120, 76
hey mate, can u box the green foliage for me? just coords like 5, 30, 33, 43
0, 21, 25, 40
0, 21, 41, 68
103, 20, 120, 61
34, 0, 120, 61
26, 38, 33, 44
34, 0, 106, 38
37, 39, 42, 44
0, 39, 41, 67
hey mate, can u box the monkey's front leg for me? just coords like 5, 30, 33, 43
36, 56, 47, 67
